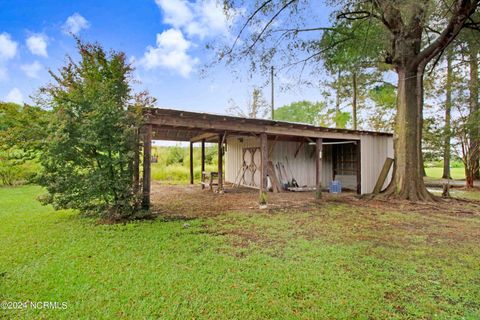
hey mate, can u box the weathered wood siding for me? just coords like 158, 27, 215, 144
225, 136, 336, 189
226, 134, 394, 194
360, 135, 394, 194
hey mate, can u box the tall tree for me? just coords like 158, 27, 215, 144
219, 0, 479, 201
227, 87, 270, 118
320, 70, 352, 128
453, 98, 480, 187
38, 40, 143, 219
319, 19, 387, 130
275, 100, 329, 125
442, 47, 454, 179
366, 83, 396, 132
467, 35, 479, 179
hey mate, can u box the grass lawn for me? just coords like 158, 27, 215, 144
1, 186, 480, 319
425, 167, 465, 180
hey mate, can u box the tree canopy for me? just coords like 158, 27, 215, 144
38, 40, 144, 219
274, 100, 327, 125
218, 0, 479, 201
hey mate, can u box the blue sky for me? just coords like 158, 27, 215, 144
0, 0, 331, 115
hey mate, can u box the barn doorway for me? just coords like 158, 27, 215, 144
331, 141, 361, 194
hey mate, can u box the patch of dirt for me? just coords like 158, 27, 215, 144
150, 182, 323, 218
150, 182, 480, 250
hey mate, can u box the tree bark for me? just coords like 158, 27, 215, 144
382, 64, 434, 201
352, 72, 358, 130
335, 69, 341, 128
468, 42, 479, 180
442, 48, 453, 179
371, 0, 477, 201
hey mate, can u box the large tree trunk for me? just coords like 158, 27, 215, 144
468, 43, 479, 180
352, 72, 358, 130
382, 65, 434, 201
466, 167, 475, 188
372, 0, 476, 201
442, 49, 453, 179
335, 70, 341, 128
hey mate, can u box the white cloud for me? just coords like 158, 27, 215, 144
141, 29, 198, 77
21, 61, 43, 78
155, 0, 193, 28
62, 13, 90, 35
0, 32, 18, 81
0, 32, 18, 61
26, 34, 48, 57
155, 0, 231, 39
4, 87, 23, 105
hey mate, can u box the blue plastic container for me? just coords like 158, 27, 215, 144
329, 180, 342, 194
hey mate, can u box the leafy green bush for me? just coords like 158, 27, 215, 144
150, 145, 218, 183
151, 164, 217, 182
166, 145, 185, 165
0, 102, 48, 186
425, 160, 464, 168
38, 40, 144, 219
0, 149, 41, 186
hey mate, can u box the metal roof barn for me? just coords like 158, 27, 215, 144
138, 107, 394, 209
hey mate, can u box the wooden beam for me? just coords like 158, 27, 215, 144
148, 116, 362, 140
356, 140, 361, 194
145, 108, 393, 137
294, 142, 304, 158
151, 127, 201, 141
260, 133, 268, 201
201, 139, 205, 190
316, 138, 323, 200
190, 132, 219, 142
373, 158, 394, 194
218, 134, 224, 191
142, 125, 152, 209
189, 141, 194, 184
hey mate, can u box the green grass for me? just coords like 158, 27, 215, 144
425, 167, 466, 180
1, 186, 480, 319
429, 188, 480, 201
151, 163, 217, 182
149, 145, 218, 183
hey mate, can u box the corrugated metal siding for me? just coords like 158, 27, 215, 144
225, 136, 334, 188
227, 135, 393, 194
360, 135, 394, 194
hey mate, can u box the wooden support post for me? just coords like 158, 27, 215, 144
316, 138, 323, 200
332, 144, 337, 181
189, 141, 194, 184
218, 134, 223, 191
260, 133, 268, 204
133, 128, 140, 194
201, 139, 205, 190
142, 125, 152, 209
356, 140, 361, 194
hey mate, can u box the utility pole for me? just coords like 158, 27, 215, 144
271, 66, 274, 120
